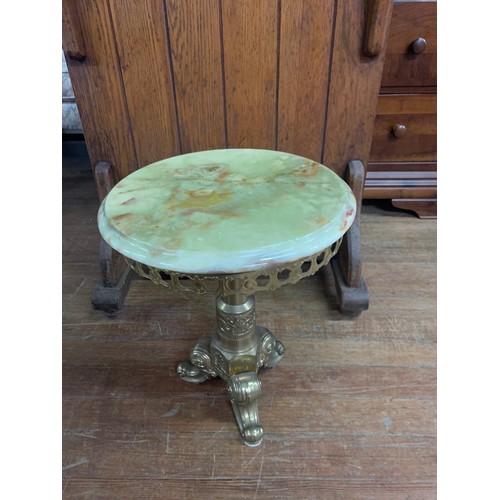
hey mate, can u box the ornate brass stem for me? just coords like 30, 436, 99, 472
176, 293, 285, 446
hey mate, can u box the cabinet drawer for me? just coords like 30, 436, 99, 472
369, 94, 436, 162
381, 1, 437, 88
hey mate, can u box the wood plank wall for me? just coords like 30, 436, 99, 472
66, 0, 385, 182
108, 0, 336, 163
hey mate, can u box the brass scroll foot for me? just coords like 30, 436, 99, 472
177, 361, 211, 384
256, 326, 286, 368
177, 335, 216, 384
227, 372, 264, 446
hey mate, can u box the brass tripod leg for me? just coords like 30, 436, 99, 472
227, 372, 264, 446
176, 292, 285, 445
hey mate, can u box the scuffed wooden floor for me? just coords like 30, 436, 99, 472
62, 152, 436, 499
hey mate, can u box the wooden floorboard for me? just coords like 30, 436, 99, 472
62, 150, 437, 499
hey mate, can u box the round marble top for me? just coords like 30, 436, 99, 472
98, 149, 356, 274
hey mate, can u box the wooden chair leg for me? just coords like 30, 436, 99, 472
91, 161, 132, 315
330, 160, 369, 316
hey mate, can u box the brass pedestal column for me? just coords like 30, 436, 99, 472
126, 239, 342, 445
177, 292, 285, 446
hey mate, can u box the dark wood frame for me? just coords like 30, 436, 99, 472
90, 162, 133, 315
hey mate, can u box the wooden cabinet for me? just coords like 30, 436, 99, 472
364, 0, 437, 218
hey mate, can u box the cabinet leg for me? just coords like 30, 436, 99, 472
392, 198, 437, 218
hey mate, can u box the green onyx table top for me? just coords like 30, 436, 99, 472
98, 149, 356, 274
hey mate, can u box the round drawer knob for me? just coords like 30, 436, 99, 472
410, 37, 427, 55
392, 124, 407, 138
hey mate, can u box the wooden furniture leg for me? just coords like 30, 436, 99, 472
331, 160, 369, 316
91, 161, 133, 315
392, 198, 437, 219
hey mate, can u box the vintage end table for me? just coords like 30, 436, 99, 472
98, 149, 356, 446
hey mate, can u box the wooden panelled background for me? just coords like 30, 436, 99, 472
65, 0, 387, 183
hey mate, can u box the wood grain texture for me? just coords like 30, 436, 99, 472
367, 1, 437, 217
392, 198, 437, 219
367, 161, 436, 173
375, 93, 436, 115
62, 0, 87, 62
338, 160, 365, 288
323, 0, 392, 175
93, 161, 116, 202
363, 0, 394, 57
165, 0, 226, 152
381, 1, 437, 88
108, 0, 180, 167
93, 162, 127, 288
364, 170, 437, 199
62, 0, 137, 178
277, 0, 335, 162
63, 479, 436, 499
369, 94, 437, 162
222, 0, 278, 149
63, 154, 436, 498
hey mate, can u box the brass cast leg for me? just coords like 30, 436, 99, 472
228, 372, 264, 446
176, 293, 285, 446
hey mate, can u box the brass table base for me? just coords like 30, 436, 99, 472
126, 239, 342, 445
177, 294, 285, 446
